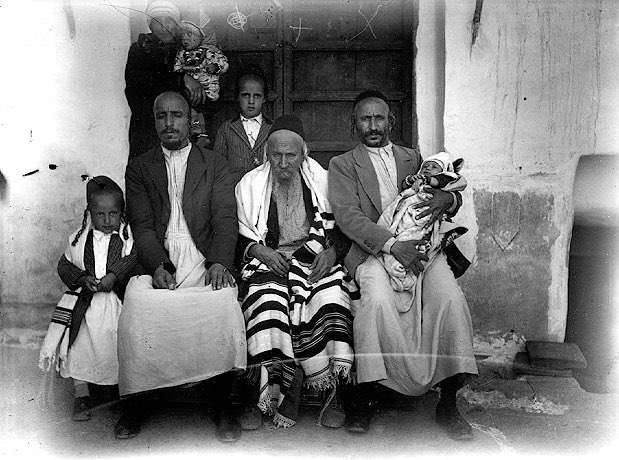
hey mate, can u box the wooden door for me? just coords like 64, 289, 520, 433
210, 0, 284, 125
211, 0, 415, 168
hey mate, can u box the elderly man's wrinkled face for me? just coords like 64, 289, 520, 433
354, 97, 392, 148
154, 92, 190, 150
267, 130, 304, 184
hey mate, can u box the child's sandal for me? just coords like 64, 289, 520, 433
72, 396, 91, 421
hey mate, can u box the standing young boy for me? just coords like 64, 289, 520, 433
213, 71, 272, 185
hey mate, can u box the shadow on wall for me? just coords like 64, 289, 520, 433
566, 154, 619, 394
0, 169, 7, 202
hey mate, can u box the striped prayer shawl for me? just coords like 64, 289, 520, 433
237, 158, 358, 423
39, 220, 135, 371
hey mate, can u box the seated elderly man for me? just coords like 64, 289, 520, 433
235, 115, 357, 429
116, 91, 246, 442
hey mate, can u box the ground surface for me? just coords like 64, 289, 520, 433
2, 346, 618, 459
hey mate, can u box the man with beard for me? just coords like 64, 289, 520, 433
235, 115, 358, 430
117, 91, 246, 442
328, 90, 478, 440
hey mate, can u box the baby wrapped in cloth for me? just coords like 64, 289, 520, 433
377, 151, 468, 292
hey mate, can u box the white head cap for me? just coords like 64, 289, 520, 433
146, 0, 181, 27
421, 151, 454, 173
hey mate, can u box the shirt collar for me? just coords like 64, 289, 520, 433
162, 142, 192, 162
240, 113, 263, 124
92, 228, 116, 240
365, 142, 394, 157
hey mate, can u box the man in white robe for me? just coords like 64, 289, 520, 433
117, 91, 246, 442
328, 90, 478, 441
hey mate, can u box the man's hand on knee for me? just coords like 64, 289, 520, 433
205, 263, 236, 290
308, 246, 336, 284
152, 266, 177, 290
249, 245, 290, 277
390, 240, 429, 276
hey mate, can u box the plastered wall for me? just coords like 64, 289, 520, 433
434, 0, 619, 354
0, 1, 132, 330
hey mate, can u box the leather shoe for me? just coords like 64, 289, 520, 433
345, 402, 374, 434
238, 405, 263, 431
318, 387, 345, 429
435, 401, 474, 441
215, 410, 242, 443
72, 396, 91, 421
114, 411, 142, 439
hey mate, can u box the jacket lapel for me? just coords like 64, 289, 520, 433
183, 146, 207, 203
393, 144, 414, 192
182, 146, 207, 232
146, 147, 170, 211
352, 144, 383, 214
230, 118, 251, 148
254, 117, 272, 149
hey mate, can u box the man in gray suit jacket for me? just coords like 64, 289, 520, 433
329, 90, 478, 441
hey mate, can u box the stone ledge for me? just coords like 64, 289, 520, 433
1, 302, 56, 331
1, 328, 47, 349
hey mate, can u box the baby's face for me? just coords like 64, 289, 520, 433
181, 25, 202, 50
420, 160, 443, 177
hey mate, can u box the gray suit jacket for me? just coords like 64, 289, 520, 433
328, 143, 422, 276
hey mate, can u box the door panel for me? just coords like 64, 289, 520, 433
211, 1, 283, 126
209, 0, 414, 168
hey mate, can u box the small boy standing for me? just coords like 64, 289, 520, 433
38, 176, 136, 421
213, 71, 272, 185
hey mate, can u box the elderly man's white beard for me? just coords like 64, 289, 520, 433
273, 168, 301, 187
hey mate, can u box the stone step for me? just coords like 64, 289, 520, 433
513, 352, 573, 377
525, 341, 587, 370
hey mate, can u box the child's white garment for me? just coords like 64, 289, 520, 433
46, 222, 134, 385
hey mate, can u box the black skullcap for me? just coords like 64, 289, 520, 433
87, 175, 123, 202
268, 115, 305, 140
353, 89, 391, 109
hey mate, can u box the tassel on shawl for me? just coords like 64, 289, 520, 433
304, 373, 336, 391
257, 389, 275, 416
36, 357, 60, 412
273, 411, 296, 428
